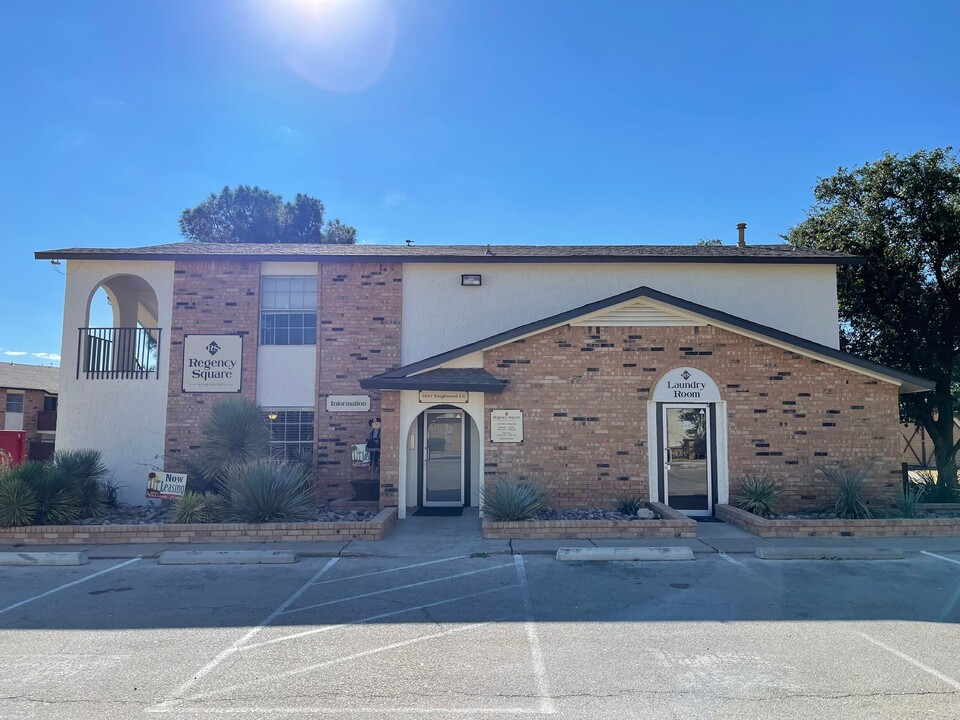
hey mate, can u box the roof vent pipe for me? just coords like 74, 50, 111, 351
736, 223, 747, 248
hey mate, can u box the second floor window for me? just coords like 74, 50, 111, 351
260, 276, 317, 346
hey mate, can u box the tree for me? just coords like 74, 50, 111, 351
179, 185, 357, 244
785, 148, 960, 488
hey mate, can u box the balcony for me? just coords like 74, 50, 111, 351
77, 327, 162, 380
36, 410, 57, 432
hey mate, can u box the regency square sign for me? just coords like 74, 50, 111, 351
182, 334, 243, 393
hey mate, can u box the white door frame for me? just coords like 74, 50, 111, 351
422, 408, 466, 507
661, 403, 713, 517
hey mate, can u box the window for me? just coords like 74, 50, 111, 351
5, 393, 23, 413
266, 410, 315, 462
260, 276, 317, 346
43, 395, 58, 412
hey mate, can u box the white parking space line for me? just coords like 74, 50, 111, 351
239, 585, 519, 653
281, 563, 515, 616
310, 556, 468, 585
921, 550, 960, 567
150, 556, 340, 714
858, 632, 960, 692
0, 557, 141, 617
718, 552, 747, 568
514, 555, 556, 715
188, 620, 505, 704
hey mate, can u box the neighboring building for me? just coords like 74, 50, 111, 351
0, 362, 59, 462
901, 417, 960, 468
35, 242, 933, 515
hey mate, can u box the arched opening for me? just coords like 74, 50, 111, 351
402, 404, 482, 512
81, 274, 162, 379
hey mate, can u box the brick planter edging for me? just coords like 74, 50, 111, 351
716, 503, 960, 538
482, 502, 697, 539
0, 507, 399, 545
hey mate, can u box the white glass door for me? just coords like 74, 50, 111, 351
423, 410, 465, 507
662, 404, 712, 516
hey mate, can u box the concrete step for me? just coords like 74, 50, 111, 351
158, 550, 298, 565
0, 551, 89, 566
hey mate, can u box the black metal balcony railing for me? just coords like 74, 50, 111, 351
77, 327, 162, 380
36, 410, 57, 432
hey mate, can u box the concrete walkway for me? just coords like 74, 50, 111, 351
3, 513, 960, 559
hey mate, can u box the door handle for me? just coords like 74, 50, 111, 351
664, 447, 672, 465
424, 447, 431, 462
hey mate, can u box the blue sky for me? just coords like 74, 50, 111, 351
2, 0, 959, 366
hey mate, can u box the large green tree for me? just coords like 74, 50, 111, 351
785, 148, 960, 489
179, 185, 357, 244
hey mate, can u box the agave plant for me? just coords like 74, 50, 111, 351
481, 478, 549, 521
26, 468, 82, 525
613, 496, 646, 515
734, 475, 781, 517
172, 492, 214, 524
199, 398, 270, 478
219, 459, 314, 523
892, 486, 925, 519
822, 464, 872, 519
0, 476, 39, 527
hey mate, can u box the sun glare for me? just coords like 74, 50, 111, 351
253, 0, 397, 93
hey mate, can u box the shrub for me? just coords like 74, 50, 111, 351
911, 469, 959, 504
0, 476, 39, 527
822, 464, 872, 519
25, 467, 82, 525
219, 459, 314, 523
892, 486, 925, 519
613, 496, 646, 515
177, 456, 221, 495
101, 477, 123, 508
199, 398, 270, 478
734, 475, 781, 517
481, 478, 548, 521
48, 449, 111, 518
172, 492, 215, 524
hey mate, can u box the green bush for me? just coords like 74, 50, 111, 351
613, 496, 645, 515
101, 477, 123, 508
48, 449, 111, 518
481, 478, 549, 521
0, 476, 39, 527
822, 464, 872, 519
910, 469, 959, 504
219, 459, 314, 523
892, 486, 925, 519
199, 398, 270, 478
172, 492, 217, 524
26, 467, 82, 525
734, 475, 781, 517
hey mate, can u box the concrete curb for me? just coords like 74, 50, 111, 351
755, 547, 906, 561
158, 550, 298, 565
556, 546, 695, 562
0, 551, 89, 566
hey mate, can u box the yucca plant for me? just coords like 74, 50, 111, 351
910, 469, 959, 504
48, 449, 110, 518
219, 459, 314, 523
101, 477, 123, 508
734, 475, 781, 517
481, 478, 549, 521
0, 476, 39, 527
26, 468, 82, 525
172, 492, 214, 524
613, 496, 646, 515
822, 464, 873, 519
199, 398, 270, 478
892, 486, 925, 519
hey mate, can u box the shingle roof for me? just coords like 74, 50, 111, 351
362, 285, 934, 395
359, 368, 506, 393
35, 242, 861, 265
0, 363, 59, 394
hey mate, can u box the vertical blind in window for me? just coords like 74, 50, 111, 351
260, 276, 317, 346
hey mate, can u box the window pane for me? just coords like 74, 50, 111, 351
5, 394, 24, 413
275, 329, 289, 345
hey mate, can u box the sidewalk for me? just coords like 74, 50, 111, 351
4, 514, 960, 559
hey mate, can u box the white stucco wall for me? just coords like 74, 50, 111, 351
401, 262, 841, 363
57, 260, 175, 504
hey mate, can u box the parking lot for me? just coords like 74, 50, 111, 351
2, 549, 959, 719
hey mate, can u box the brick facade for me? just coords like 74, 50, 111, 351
315, 262, 402, 499
164, 261, 261, 462
483, 324, 902, 513
0, 388, 52, 458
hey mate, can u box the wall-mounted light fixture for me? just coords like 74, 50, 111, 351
267, 411, 279, 421
461, 274, 482, 287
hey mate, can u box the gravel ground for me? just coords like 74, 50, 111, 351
533, 507, 657, 521
71, 502, 377, 525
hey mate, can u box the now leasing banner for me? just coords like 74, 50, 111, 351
182, 334, 243, 393
146, 471, 188, 500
